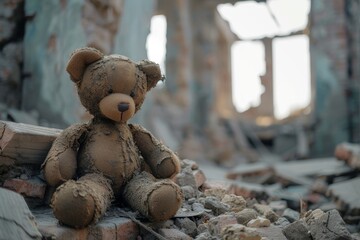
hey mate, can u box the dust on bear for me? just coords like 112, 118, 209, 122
42, 47, 182, 228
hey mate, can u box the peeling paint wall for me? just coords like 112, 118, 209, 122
310, 0, 357, 156
22, 0, 88, 127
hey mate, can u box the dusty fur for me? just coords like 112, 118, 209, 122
43, 47, 182, 228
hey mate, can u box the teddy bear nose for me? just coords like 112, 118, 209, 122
117, 102, 129, 112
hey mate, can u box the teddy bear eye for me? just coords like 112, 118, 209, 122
130, 91, 135, 98
108, 89, 113, 94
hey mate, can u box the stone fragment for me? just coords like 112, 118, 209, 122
175, 166, 197, 189
273, 217, 291, 229
305, 209, 325, 225
247, 217, 270, 228
204, 187, 227, 200
174, 217, 197, 237
181, 185, 196, 200
195, 231, 216, 240
282, 220, 311, 240
235, 208, 259, 225
221, 194, 246, 212
193, 169, 206, 188
192, 202, 206, 213
282, 208, 300, 223
158, 228, 192, 240
252, 203, 279, 222
197, 223, 208, 235
204, 196, 230, 215
208, 214, 237, 235
3, 177, 46, 199
220, 224, 261, 240
252, 225, 287, 240
308, 209, 352, 240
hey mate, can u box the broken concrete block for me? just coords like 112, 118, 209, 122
220, 224, 261, 240
247, 217, 270, 228
0, 188, 42, 240
282, 220, 311, 240
235, 208, 259, 225
3, 177, 46, 199
328, 177, 360, 215
221, 194, 246, 213
308, 209, 352, 240
208, 214, 237, 235
159, 228, 192, 240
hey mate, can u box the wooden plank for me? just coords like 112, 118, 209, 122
0, 121, 62, 166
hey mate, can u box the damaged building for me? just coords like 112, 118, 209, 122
0, 0, 359, 239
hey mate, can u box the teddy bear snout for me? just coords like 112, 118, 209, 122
99, 93, 135, 122
117, 102, 129, 113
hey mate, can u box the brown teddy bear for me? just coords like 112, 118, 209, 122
42, 47, 182, 228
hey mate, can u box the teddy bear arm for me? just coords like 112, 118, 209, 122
42, 123, 89, 187
129, 124, 180, 179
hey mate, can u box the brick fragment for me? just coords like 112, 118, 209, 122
3, 177, 46, 199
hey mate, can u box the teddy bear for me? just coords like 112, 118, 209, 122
42, 47, 182, 228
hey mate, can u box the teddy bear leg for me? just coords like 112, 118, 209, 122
124, 171, 182, 222
51, 173, 113, 228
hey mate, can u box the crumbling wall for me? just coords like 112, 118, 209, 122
21, 0, 155, 128
310, 0, 358, 156
0, 0, 24, 111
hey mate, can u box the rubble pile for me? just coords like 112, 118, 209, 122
1, 120, 360, 239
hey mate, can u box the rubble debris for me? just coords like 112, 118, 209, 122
282, 208, 300, 223
3, 177, 46, 199
308, 209, 352, 240
235, 208, 259, 225
247, 217, 271, 228
335, 143, 360, 170
159, 228, 192, 240
0, 121, 61, 166
220, 224, 261, 240
0, 188, 42, 240
328, 177, 360, 216
282, 220, 311, 240
221, 194, 246, 212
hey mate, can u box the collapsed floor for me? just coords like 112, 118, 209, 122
0, 121, 360, 239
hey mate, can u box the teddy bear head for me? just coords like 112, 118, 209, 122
66, 47, 163, 122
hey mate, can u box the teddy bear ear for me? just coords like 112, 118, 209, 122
137, 60, 163, 91
66, 47, 104, 83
